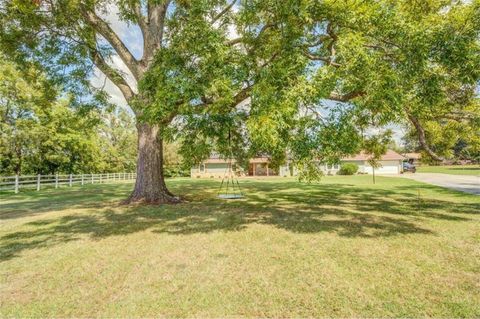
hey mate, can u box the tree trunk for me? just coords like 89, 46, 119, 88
125, 122, 179, 204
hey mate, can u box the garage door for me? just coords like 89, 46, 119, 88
364, 161, 399, 174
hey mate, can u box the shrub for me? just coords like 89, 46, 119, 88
338, 163, 358, 175
164, 165, 190, 178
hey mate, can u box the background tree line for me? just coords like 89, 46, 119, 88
0, 55, 139, 175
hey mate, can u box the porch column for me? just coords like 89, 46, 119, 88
267, 163, 269, 176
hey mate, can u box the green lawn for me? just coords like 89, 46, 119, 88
1, 176, 479, 317
417, 164, 480, 175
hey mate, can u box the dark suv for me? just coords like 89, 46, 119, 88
402, 162, 416, 173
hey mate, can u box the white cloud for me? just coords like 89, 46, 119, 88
98, 4, 143, 59
107, 54, 138, 93
365, 124, 405, 145
90, 67, 129, 110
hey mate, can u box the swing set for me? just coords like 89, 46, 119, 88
217, 129, 244, 199
217, 159, 243, 199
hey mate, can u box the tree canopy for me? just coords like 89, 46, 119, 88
0, 55, 138, 175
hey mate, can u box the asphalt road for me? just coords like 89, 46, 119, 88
401, 173, 480, 195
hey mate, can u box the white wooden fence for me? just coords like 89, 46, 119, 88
0, 173, 137, 193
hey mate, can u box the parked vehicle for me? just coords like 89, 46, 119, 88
402, 162, 416, 173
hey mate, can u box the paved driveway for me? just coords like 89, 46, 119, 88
401, 173, 480, 195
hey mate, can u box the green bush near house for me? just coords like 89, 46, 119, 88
164, 164, 190, 178
338, 163, 359, 175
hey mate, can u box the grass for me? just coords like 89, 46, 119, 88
417, 164, 480, 175
1, 176, 479, 317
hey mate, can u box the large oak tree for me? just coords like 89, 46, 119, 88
1, 0, 479, 203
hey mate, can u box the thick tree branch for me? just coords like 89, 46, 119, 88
407, 113, 445, 162
227, 37, 243, 46
326, 23, 337, 54
227, 23, 276, 46
232, 85, 252, 106
80, 7, 142, 80
435, 112, 478, 121
328, 91, 365, 102
304, 51, 341, 67
90, 49, 135, 103
305, 35, 331, 48
145, 1, 170, 56
196, 85, 252, 110
133, 2, 149, 60
302, 23, 339, 66
212, 0, 237, 23
132, 3, 147, 29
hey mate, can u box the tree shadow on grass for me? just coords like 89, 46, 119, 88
1, 180, 479, 262
0, 183, 134, 220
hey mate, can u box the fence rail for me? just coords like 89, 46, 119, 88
0, 173, 137, 193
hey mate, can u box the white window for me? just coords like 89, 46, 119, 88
326, 164, 339, 170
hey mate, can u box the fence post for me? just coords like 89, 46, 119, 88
69, 174, 72, 187
37, 174, 41, 191
14, 175, 19, 194
100, 174, 102, 183
81, 174, 84, 186
55, 174, 58, 189
91, 174, 94, 184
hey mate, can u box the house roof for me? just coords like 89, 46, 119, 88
343, 149, 405, 161
403, 152, 421, 159
203, 158, 235, 164
203, 157, 270, 164
202, 149, 405, 164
